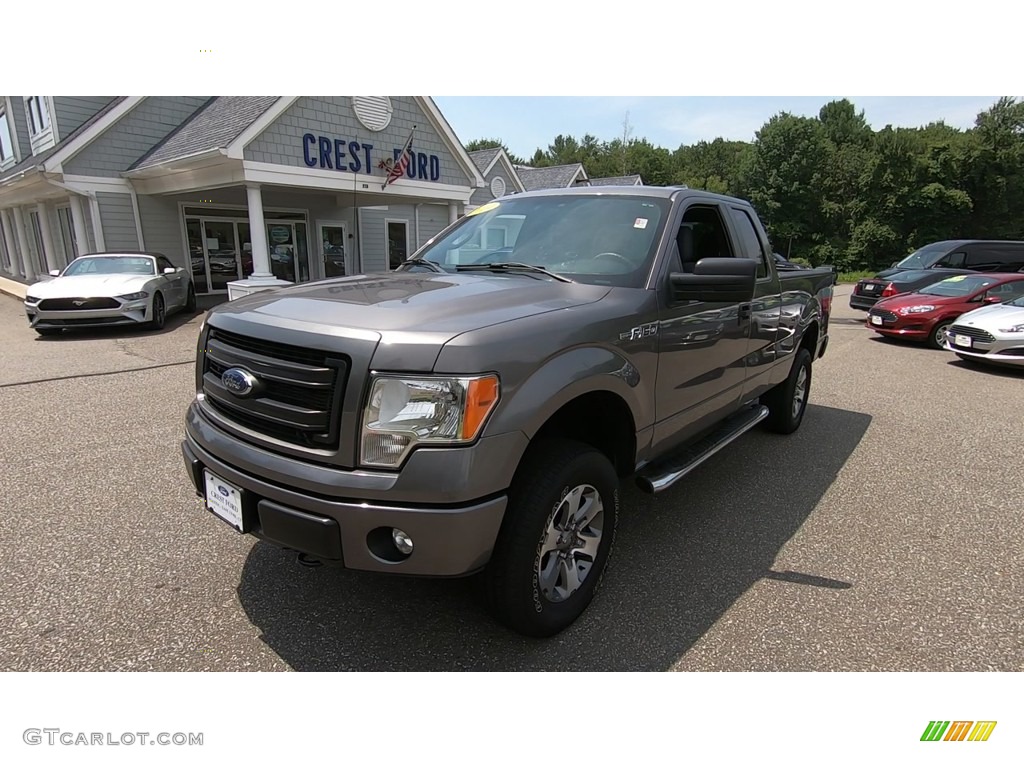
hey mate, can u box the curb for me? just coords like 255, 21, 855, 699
0, 275, 28, 300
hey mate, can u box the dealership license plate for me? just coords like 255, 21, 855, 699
870, 315, 883, 325
862, 284, 877, 293
204, 470, 243, 531
954, 334, 972, 349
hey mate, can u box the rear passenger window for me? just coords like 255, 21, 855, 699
728, 207, 768, 278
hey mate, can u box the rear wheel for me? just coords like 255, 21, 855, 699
928, 320, 953, 350
484, 439, 619, 637
762, 347, 812, 434
150, 293, 166, 330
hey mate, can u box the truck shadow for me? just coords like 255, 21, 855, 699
237, 403, 871, 671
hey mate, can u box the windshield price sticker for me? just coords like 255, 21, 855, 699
634, 218, 648, 229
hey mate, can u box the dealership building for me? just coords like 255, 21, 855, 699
0, 96, 499, 297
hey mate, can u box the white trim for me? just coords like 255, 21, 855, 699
241, 160, 474, 203
178, 201, 309, 217
128, 148, 230, 176
47, 97, 61, 144
2, 97, 23, 164
225, 97, 301, 159
414, 97, 486, 188
42, 97, 147, 174
383, 217, 410, 271
88, 195, 106, 251
60, 174, 134, 194
128, 161, 247, 196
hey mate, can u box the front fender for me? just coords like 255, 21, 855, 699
485, 345, 649, 440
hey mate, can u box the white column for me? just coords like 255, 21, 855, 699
37, 203, 60, 273
225, 184, 293, 300
68, 195, 90, 256
12, 207, 36, 282
0, 209, 21, 277
246, 184, 273, 279
448, 201, 459, 224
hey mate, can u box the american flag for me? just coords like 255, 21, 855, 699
382, 127, 415, 189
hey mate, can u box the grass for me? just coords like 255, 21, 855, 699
836, 270, 875, 284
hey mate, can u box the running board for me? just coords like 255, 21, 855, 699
635, 404, 769, 494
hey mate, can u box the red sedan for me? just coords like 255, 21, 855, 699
866, 273, 1024, 348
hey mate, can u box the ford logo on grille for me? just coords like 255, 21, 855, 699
222, 367, 258, 397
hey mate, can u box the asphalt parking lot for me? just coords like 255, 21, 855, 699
0, 285, 1021, 672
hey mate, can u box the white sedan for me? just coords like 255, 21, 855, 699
23, 252, 196, 336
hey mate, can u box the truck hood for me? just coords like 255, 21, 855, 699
210, 272, 612, 337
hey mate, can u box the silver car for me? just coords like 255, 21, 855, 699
23, 252, 196, 337
945, 293, 1024, 367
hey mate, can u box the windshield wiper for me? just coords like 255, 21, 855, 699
455, 262, 574, 283
397, 258, 445, 273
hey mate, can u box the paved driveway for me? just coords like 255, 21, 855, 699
0, 286, 1021, 671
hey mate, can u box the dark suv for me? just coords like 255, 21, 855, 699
880, 240, 1024, 278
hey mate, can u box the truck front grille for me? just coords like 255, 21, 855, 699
201, 327, 348, 449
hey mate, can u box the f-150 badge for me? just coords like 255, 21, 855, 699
619, 323, 658, 341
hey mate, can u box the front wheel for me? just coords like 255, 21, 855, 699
149, 293, 166, 330
762, 347, 812, 434
484, 439, 619, 637
927, 320, 952, 350
185, 283, 197, 314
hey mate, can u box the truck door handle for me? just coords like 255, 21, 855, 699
738, 303, 752, 321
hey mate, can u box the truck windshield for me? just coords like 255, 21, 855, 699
409, 195, 669, 288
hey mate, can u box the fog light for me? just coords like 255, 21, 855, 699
392, 528, 414, 555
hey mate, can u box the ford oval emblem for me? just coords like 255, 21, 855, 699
222, 367, 258, 397
217, 485, 229, 496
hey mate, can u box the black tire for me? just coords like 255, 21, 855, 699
762, 347, 812, 434
185, 283, 197, 314
927, 320, 952, 350
484, 439, 619, 637
150, 293, 166, 330
35, 328, 62, 337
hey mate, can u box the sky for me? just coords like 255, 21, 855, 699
432, 97, 1004, 161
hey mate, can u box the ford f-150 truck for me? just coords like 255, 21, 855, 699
182, 186, 834, 637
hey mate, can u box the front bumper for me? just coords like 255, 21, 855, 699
945, 332, 1024, 367
182, 431, 509, 578
25, 300, 152, 329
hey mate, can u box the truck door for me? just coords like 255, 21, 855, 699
727, 205, 782, 402
651, 200, 754, 454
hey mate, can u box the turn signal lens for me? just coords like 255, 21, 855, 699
461, 375, 500, 439
881, 282, 898, 297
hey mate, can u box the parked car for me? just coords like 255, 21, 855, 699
867, 273, 1024, 349
944, 292, 1024, 368
880, 239, 1024, 278
23, 252, 196, 336
850, 268, 973, 311
181, 186, 836, 637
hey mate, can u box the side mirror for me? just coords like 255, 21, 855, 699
163, 267, 176, 274
983, 295, 1002, 304
49, 269, 61, 277
891, 261, 899, 269
670, 258, 757, 303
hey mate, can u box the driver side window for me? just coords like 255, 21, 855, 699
672, 204, 735, 274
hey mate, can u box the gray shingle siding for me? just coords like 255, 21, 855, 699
137, 195, 185, 267
415, 204, 449, 247
53, 97, 116, 140
517, 164, 586, 191
244, 97, 472, 188
7, 97, 31, 161
63, 97, 210, 177
96, 192, 140, 251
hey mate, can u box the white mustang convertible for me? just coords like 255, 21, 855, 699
23, 252, 196, 336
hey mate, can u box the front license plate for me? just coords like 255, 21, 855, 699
204, 470, 244, 531
870, 315, 883, 326
954, 334, 972, 349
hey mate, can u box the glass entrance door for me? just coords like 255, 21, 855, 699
266, 221, 309, 283
319, 222, 348, 277
203, 218, 241, 291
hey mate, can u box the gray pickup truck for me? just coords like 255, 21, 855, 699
182, 186, 834, 636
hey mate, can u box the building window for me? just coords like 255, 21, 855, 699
26, 97, 51, 135
0, 109, 14, 165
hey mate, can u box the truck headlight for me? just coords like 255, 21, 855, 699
360, 374, 500, 467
